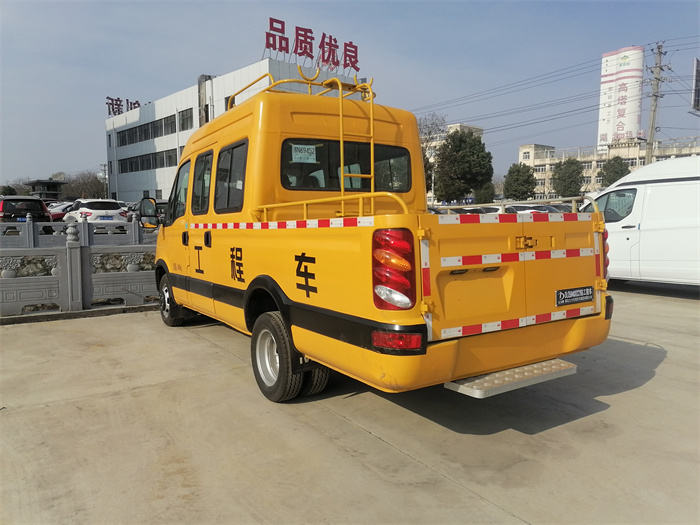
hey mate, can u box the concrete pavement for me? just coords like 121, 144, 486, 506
1, 282, 698, 524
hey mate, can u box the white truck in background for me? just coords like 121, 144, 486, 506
584, 156, 700, 286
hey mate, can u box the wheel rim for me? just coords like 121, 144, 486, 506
255, 328, 279, 387
160, 283, 171, 318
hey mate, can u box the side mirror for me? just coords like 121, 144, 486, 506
139, 197, 157, 217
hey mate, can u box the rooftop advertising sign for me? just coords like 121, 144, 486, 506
263, 17, 360, 73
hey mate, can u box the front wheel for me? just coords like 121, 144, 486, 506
251, 312, 303, 402
159, 274, 184, 327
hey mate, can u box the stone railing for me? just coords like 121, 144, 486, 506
0, 218, 159, 317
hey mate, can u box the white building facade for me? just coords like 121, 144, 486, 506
519, 136, 700, 198
105, 59, 358, 202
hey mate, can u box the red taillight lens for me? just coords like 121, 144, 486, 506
372, 228, 416, 310
371, 331, 422, 351
80, 212, 92, 218
119, 211, 127, 218
373, 229, 412, 254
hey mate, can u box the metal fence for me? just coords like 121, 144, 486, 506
0, 217, 159, 317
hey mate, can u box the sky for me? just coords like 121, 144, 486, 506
1, 0, 699, 187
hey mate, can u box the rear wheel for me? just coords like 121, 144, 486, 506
251, 312, 303, 402
159, 274, 184, 327
299, 367, 331, 397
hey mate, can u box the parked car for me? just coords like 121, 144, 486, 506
479, 205, 517, 214
0, 195, 53, 234
508, 204, 559, 214
63, 199, 128, 223
549, 203, 578, 212
49, 202, 74, 221
0, 195, 52, 224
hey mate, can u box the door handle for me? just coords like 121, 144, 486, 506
621, 225, 636, 229
182, 231, 189, 246
204, 231, 212, 248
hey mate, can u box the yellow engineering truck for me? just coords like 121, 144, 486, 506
142, 69, 613, 402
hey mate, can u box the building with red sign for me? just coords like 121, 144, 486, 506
105, 59, 359, 203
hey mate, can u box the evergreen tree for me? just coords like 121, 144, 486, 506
552, 158, 584, 197
503, 163, 536, 200
598, 156, 630, 187
474, 181, 495, 204
433, 130, 493, 202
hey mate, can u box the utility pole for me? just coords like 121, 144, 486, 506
645, 43, 665, 165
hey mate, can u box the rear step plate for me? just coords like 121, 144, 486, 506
444, 359, 576, 399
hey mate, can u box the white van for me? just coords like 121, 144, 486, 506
585, 156, 699, 285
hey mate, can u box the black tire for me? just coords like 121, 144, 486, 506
251, 312, 303, 402
159, 274, 184, 327
299, 366, 331, 397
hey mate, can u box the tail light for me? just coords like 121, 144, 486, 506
603, 228, 610, 280
119, 211, 127, 218
372, 229, 416, 310
80, 212, 93, 219
371, 331, 422, 351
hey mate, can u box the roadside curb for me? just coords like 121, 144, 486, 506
0, 304, 159, 326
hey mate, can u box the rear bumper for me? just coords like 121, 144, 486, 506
293, 306, 612, 393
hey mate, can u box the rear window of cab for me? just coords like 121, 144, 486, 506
281, 139, 411, 193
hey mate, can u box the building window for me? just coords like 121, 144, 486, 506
522, 151, 531, 160
140, 155, 152, 171
534, 165, 546, 173
596, 161, 605, 169
138, 123, 151, 142
582, 162, 592, 170
151, 119, 164, 138
583, 176, 591, 184
165, 149, 178, 167
179, 108, 193, 131
154, 151, 166, 169
536, 179, 545, 187
164, 115, 176, 135
143, 190, 150, 198
116, 149, 178, 174
596, 175, 603, 184
156, 189, 162, 199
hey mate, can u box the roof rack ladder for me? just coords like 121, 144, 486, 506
320, 77, 376, 217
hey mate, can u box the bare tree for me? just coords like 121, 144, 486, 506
62, 170, 105, 200
417, 112, 446, 192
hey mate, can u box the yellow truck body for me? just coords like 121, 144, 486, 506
149, 71, 612, 402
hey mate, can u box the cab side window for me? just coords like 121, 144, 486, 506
214, 140, 248, 213
165, 160, 191, 225
600, 189, 637, 223
191, 151, 213, 215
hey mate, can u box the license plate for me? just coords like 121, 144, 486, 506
556, 286, 594, 307
17, 217, 26, 222
99, 216, 113, 220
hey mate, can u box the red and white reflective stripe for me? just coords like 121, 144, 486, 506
190, 216, 375, 230
440, 306, 596, 340
438, 212, 592, 225
594, 231, 601, 277
420, 239, 431, 297
441, 248, 594, 267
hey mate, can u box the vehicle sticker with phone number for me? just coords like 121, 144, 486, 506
556, 286, 594, 307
